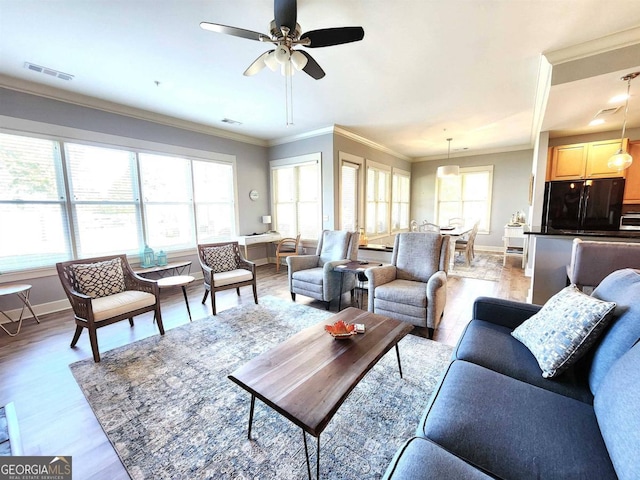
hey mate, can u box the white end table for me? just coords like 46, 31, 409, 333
157, 275, 195, 322
0, 284, 41, 337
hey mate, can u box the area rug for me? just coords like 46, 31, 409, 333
70, 296, 453, 479
450, 252, 504, 281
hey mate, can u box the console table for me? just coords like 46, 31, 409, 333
236, 233, 282, 258
134, 260, 192, 278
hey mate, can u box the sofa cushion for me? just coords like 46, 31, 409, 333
212, 269, 253, 287
455, 320, 593, 403
375, 279, 427, 307
91, 290, 156, 321
511, 285, 616, 378
419, 360, 617, 480
203, 244, 237, 273
71, 258, 126, 299
382, 437, 493, 480
317, 230, 349, 266
594, 341, 640, 480
292, 267, 324, 285
588, 268, 640, 395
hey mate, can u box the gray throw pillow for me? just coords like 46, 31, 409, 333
511, 285, 616, 378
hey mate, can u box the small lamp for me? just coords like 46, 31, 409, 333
437, 138, 460, 177
262, 215, 272, 233
608, 71, 639, 171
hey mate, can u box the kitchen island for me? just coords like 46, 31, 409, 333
525, 228, 640, 304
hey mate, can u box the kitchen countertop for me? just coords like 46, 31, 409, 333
525, 227, 640, 239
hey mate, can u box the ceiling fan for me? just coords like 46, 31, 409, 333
200, 0, 365, 80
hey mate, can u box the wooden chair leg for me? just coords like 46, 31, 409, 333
291, 292, 296, 301
202, 290, 209, 304
427, 327, 435, 339
155, 305, 165, 335
211, 291, 217, 316
70, 325, 83, 347
252, 282, 258, 304
236, 287, 240, 296
276, 258, 280, 273
128, 317, 134, 326
88, 327, 100, 363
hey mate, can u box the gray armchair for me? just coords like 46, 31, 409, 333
365, 232, 450, 338
287, 230, 359, 309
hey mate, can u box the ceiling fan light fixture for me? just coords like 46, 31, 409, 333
291, 50, 308, 70
607, 72, 639, 171
274, 45, 291, 64
437, 138, 460, 177
264, 51, 279, 71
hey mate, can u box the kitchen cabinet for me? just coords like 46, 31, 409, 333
623, 141, 640, 204
547, 138, 628, 181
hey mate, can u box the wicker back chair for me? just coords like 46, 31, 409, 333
56, 254, 163, 362
197, 241, 258, 315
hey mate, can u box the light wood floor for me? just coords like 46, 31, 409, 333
0, 257, 529, 479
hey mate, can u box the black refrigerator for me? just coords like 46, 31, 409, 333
541, 177, 625, 231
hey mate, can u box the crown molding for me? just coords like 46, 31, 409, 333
332, 126, 413, 161
0, 74, 268, 147
267, 125, 335, 146
544, 26, 640, 65
413, 143, 532, 163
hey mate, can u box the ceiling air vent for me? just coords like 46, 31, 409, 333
23, 62, 74, 81
221, 118, 242, 125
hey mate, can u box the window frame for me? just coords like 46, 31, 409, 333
435, 165, 494, 234
270, 153, 322, 241
391, 167, 411, 233
0, 127, 238, 275
365, 160, 392, 238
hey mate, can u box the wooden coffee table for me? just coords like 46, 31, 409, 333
228, 307, 413, 479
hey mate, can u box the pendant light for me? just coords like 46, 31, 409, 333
608, 72, 639, 171
437, 138, 460, 177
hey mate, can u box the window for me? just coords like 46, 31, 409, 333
391, 168, 410, 231
436, 166, 493, 232
365, 161, 390, 236
139, 153, 194, 250
65, 143, 142, 257
0, 133, 70, 271
340, 155, 362, 231
0, 131, 237, 273
193, 160, 235, 242
271, 154, 321, 239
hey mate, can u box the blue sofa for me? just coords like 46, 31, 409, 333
383, 268, 640, 480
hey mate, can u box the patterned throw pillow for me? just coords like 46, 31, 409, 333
203, 245, 238, 273
71, 258, 126, 299
511, 285, 616, 378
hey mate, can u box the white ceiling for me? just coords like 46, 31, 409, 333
1, 0, 640, 160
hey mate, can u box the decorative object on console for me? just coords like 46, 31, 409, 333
262, 215, 272, 232
436, 138, 459, 177
141, 245, 155, 268
608, 71, 639, 171
155, 250, 168, 267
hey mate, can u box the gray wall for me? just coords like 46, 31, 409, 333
411, 149, 534, 248
0, 87, 270, 311
268, 133, 334, 231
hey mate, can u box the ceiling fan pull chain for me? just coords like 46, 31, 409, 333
285, 69, 294, 126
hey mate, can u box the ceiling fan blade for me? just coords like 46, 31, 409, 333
301, 27, 365, 48
243, 50, 275, 76
299, 51, 325, 80
200, 22, 266, 42
274, 0, 297, 32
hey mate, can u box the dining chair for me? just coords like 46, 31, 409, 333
275, 234, 301, 273
455, 221, 480, 266
419, 221, 441, 233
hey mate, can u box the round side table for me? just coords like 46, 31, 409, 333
0, 283, 41, 337
157, 275, 196, 322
